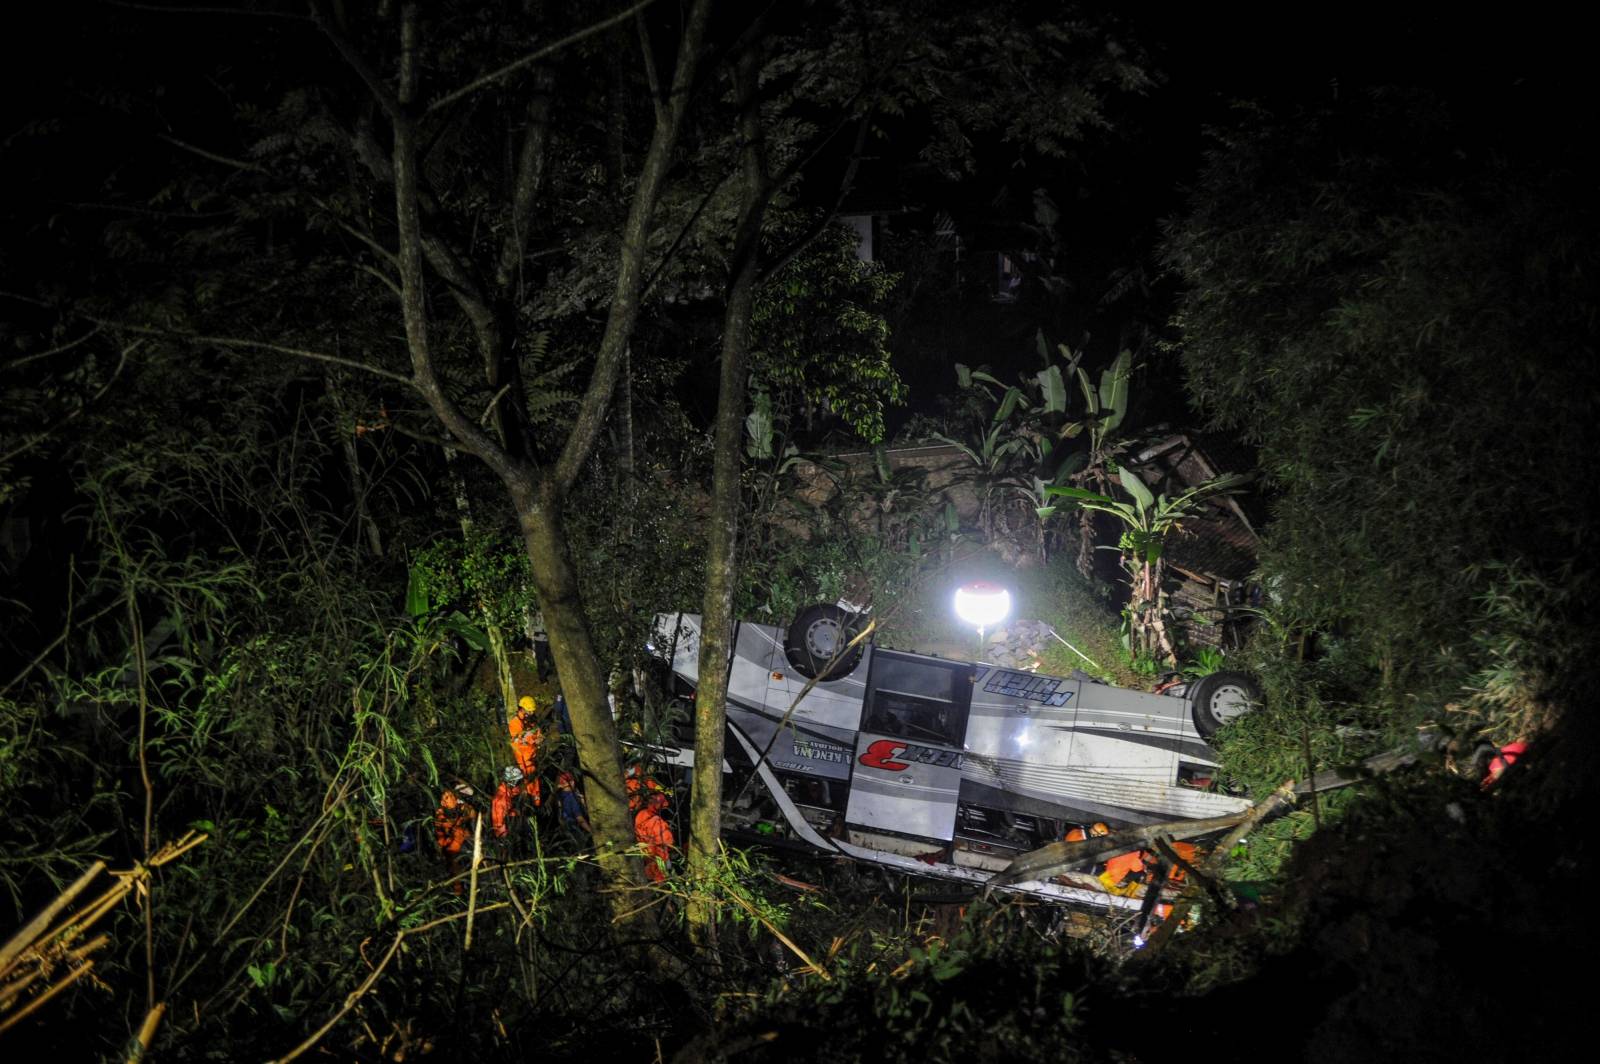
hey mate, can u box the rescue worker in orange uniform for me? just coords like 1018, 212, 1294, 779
1163, 840, 1199, 883
1064, 821, 1110, 844
1148, 840, 1202, 928
433, 779, 479, 891
1483, 740, 1528, 789
625, 762, 663, 812
634, 791, 675, 883
1100, 849, 1148, 896
1058, 822, 1111, 885
508, 696, 543, 806
491, 765, 532, 851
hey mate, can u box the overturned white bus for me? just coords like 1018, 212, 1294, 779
646, 606, 1261, 911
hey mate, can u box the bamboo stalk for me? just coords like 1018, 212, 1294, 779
125, 1001, 166, 1063
725, 891, 829, 981
464, 813, 485, 951
0, 861, 106, 972
0, 959, 97, 1034
1141, 779, 1299, 957
990, 810, 1252, 887
272, 902, 509, 1064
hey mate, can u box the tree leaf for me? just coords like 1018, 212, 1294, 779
1100, 349, 1132, 433
404, 564, 430, 618
1118, 465, 1155, 512
1044, 485, 1109, 502
1037, 364, 1066, 414
994, 385, 1025, 424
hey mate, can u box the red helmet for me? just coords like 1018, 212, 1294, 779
647, 792, 670, 811
557, 771, 576, 788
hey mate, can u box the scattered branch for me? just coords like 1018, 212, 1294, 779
424, 0, 659, 117
0, 834, 207, 1036
84, 319, 414, 386
0, 342, 135, 468
3, 325, 103, 370
156, 135, 261, 172
270, 902, 510, 1064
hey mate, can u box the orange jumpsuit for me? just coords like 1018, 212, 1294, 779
434, 789, 477, 854
508, 708, 543, 805
1164, 841, 1199, 883
509, 706, 542, 773
434, 788, 478, 891
634, 801, 674, 883
625, 764, 663, 811
1100, 850, 1149, 896
1150, 842, 1200, 925
491, 781, 524, 838
1102, 850, 1147, 884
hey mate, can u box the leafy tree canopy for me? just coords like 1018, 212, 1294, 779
1163, 87, 1599, 738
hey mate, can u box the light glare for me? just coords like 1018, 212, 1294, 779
953, 581, 1011, 630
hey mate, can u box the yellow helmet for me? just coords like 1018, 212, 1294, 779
518, 695, 537, 713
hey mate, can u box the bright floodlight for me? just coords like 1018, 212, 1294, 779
954, 581, 1011, 632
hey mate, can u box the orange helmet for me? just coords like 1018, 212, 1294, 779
1090, 822, 1110, 837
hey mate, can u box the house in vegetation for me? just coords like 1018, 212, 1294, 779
1123, 433, 1262, 652
778, 432, 1261, 654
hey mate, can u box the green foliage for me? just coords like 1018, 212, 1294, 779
1163, 90, 1600, 736
1453, 561, 1594, 745
727, 904, 1106, 1063
1182, 646, 1227, 679
1045, 470, 1249, 661
752, 222, 906, 444
658, 845, 816, 942
1044, 471, 1249, 552
410, 532, 532, 635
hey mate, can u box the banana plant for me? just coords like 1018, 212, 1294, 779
932, 366, 1034, 541
1044, 467, 1251, 664
1034, 341, 1137, 577
1061, 346, 1132, 458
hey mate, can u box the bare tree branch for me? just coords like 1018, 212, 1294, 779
89, 321, 415, 386
0, 343, 136, 468
553, 0, 712, 493
4, 325, 103, 371
389, 3, 528, 488
309, 196, 400, 268
158, 134, 261, 172
494, 69, 556, 295
636, 9, 667, 127
424, 0, 659, 118
106, 1, 308, 18
312, 1, 402, 119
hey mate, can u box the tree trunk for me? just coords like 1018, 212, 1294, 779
687, 41, 770, 947
326, 372, 384, 558
516, 486, 645, 903
385, 0, 711, 937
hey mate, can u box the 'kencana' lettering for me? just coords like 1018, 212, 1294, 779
791, 740, 845, 764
